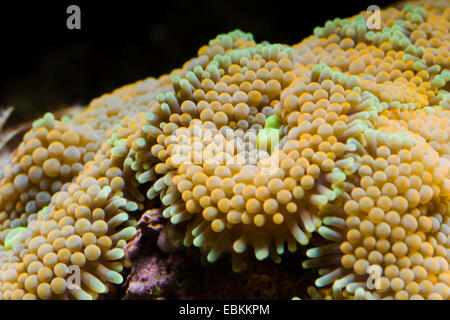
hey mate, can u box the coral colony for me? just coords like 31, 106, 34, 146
0, 1, 449, 299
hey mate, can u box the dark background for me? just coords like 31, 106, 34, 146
0, 0, 396, 127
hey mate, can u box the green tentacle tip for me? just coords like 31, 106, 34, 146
264, 114, 283, 129
37, 205, 49, 218
32, 118, 44, 130
43, 112, 55, 126
4, 227, 27, 250
33, 112, 56, 130
60, 115, 71, 122
257, 128, 280, 153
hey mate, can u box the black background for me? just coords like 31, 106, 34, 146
0, 0, 396, 126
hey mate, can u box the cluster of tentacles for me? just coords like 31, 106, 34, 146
0, 0, 449, 299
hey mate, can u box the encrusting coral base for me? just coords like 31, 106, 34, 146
0, 0, 449, 299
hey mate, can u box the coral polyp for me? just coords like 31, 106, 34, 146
0, 0, 449, 300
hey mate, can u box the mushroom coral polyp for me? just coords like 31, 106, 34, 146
0, 1, 449, 300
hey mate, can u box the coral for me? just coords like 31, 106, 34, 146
146, 33, 319, 268
0, 79, 172, 299
0, 1, 449, 300
295, 3, 450, 300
